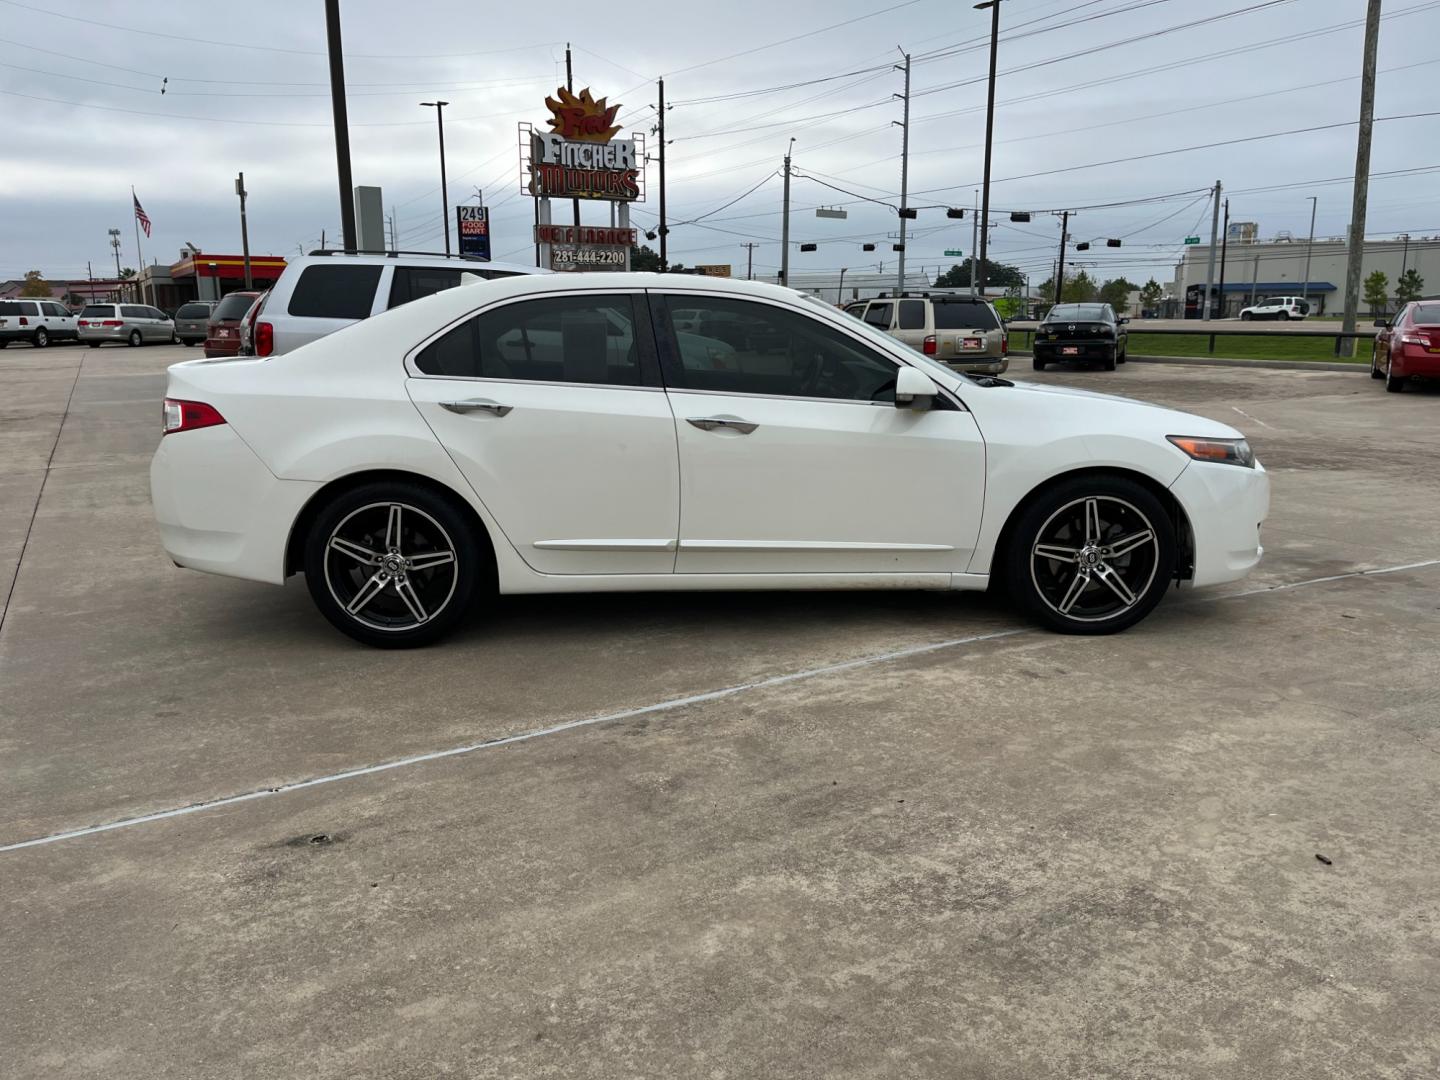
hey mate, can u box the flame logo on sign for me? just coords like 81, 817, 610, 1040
544, 86, 622, 142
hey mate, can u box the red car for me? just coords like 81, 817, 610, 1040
203, 290, 261, 358
1372, 301, 1440, 393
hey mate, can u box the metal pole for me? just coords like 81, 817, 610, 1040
1400, 233, 1409, 276
780, 140, 794, 287
969, 189, 979, 299
324, 0, 357, 251
567, 45, 580, 231
1202, 180, 1221, 321
391, 203, 398, 251
1216, 198, 1229, 319
742, 242, 757, 280
976, 0, 1001, 298
1302, 195, 1317, 306
236, 172, 252, 289
132, 186, 147, 305
421, 102, 451, 255
838, 267, 847, 304
894, 51, 911, 294
658, 77, 668, 271
1341, 0, 1381, 348
1054, 211, 1069, 304
110, 229, 122, 279
1251, 251, 1260, 306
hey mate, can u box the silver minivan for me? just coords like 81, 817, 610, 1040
173, 301, 218, 346
77, 303, 175, 347
844, 293, 1008, 374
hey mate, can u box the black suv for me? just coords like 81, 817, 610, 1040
1033, 303, 1128, 371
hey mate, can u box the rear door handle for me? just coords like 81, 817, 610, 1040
687, 416, 758, 434
440, 398, 513, 416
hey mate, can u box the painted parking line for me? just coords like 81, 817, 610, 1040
3, 558, 1437, 855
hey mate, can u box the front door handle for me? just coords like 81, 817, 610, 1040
440, 398, 513, 417
687, 416, 758, 434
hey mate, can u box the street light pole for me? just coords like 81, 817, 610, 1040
421, 100, 451, 255
236, 172, 252, 289
1302, 195, 1317, 307
838, 267, 848, 304
974, 0, 1002, 298
894, 50, 911, 295
1341, 0, 1382, 348
324, 0, 357, 251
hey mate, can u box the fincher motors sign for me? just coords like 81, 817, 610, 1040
523, 87, 642, 202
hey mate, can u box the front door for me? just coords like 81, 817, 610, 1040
405, 290, 679, 576
654, 292, 985, 575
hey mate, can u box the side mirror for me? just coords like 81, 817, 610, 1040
1373, 318, 1389, 328
894, 365, 938, 410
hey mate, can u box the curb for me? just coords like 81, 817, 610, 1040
1010, 351, 1365, 373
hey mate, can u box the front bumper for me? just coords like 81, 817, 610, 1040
1169, 458, 1270, 587
151, 425, 319, 585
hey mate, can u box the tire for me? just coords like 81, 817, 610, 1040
87, 341, 102, 348
1371, 345, 1385, 379
1117, 344, 1127, 364
127, 329, 142, 347
1240, 311, 1252, 321
1099, 346, 1117, 371
1032, 357, 1047, 371
0, 340, 7, 349
1003, 475, 1176, 635
183, 339, 195, 347
1278, 310, 1290, 321
1385, 363, 1408, 393
33, 328, 49, 348
303, 482, 485, 648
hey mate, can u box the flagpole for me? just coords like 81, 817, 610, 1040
132, 186, 147, 305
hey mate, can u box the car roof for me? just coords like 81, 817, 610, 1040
288, 252, 545, 274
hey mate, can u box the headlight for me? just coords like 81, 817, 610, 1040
1166, 435, 1255, 468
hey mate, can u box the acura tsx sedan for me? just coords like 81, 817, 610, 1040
151, 274, 1268, 647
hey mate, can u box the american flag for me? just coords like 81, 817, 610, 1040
133, 193, 151, 238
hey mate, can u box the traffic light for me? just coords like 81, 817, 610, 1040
1010, 211, 1031, 222
799, 243, 817, 252
946, 208, 965, 219
1106, 238, 1122, 248
862, 243, 876, 251
1075, 242, 1090, 251
892, 243, 906, 252
898, 207, 917, 219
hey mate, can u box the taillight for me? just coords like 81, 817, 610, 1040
162, 398, 226, 435
1002, 333, 1009, 357
18, 316, 28, 326
1398, 332, 1428, 346
102, 319, 123, 327
255, 320, 273, 356
922, 335, 936, 355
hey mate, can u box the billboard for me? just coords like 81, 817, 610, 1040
456, 205, 491, 260
521, 87, 643, 203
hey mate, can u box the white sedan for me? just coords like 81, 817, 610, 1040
151, 274, 1269, 647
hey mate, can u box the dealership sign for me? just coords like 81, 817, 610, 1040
521, 87, 643, 203
456, 205, 491, 260
535, 225, 635, 273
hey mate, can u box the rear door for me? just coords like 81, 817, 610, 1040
931, 299, 1001, 360
43, 302, 77, 338
653, 291, 985, 575
405, 289, 680, 576
120, 305, 150, 339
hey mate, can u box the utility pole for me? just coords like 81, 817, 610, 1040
975, 0, 1002, 297
108, 228, 122, 280
838, 267, 848, 304
1054, 210, 1069, 304
780, 138, 795, 287
390, 203, 398, 251
235, 172, 252, 289
1251, 250, 1260, 306
1216, 198, 1229, 319
893, 51, 911, 294
1202, 179, 1222, 321
1302, 195, 1317, 307
566, 45, 580, 230
420, 100, 451, 255
658, 77, 668, 271
324, 0, 357, 251
1342, 0, 1381, 349
741, 242, 758, 280
969, 189, 979, 299
1400, 233, 1410, 276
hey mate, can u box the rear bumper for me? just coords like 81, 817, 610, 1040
78, 326, 129, 342
151, 425, 319, 586
203, 339, 243, 358
1034, 340, 1116, 360
1392, 347, 1440, 377
944, 356, 1008, 374
1169, 459, 1270, 587
0, 328, 34, 342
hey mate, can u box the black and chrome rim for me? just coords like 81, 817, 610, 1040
1030, 496, 1160, 623
323, 502, 458, 632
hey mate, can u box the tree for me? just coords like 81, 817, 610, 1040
1139, 278, 1164, 312
19, 270, 50, 297
1098, 276, 1137, 313
1363, 269, 1389, 313
628, 245, 689, 274
1044, 268, 1098, 303
119, 267, 136, 279
1395, 267, 1425, 305
933, 259, 1024, 290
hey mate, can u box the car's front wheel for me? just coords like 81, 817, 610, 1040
1278, 310, 1290, 321
1004, 476, 1176, 635
303, 483, 484, 648
1371, 344, 1386, 379
1240, 311, 1251, 321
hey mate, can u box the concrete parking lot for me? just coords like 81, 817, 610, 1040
3, 342, 1438, 1078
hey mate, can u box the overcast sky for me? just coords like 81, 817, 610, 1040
3, 0, 1437, 288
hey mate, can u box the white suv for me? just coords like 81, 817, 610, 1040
1239, 296, 1310, 321
0, 298, 78, 348
250, 251, 543, 357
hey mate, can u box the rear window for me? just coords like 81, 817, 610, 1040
81, 305, 114, 318
1045, 304, 1105, 322
897, 299, 926, 330
287, 264, 383, 319
0, 301, 20, 315
212, 293, 258, 321
932, 301, 999, 330
176, 303, 212, 318
1411, 304, 1440, 324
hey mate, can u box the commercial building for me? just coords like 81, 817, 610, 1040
1, 277, 129, 307
133, 252, 287, 310
782, 270, 935, 305
1170, 233, 1439, 318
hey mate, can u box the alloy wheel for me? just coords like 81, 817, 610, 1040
1030, 495, 1160, 623
323, 502, 459, 632
34, 328, 48, 348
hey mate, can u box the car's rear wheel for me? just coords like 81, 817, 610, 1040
1371, 344, 1386, 379
1032, 356, 1047, 371
33, 328, 49, 348
1278, 310, 1290, 321
303, 483, 483, 648
127, 329, 142, 347
1004, 476, 1175, 635
1385, 363, 1408, 393
1099, 346, 1117, 371
87, 341, 101, 348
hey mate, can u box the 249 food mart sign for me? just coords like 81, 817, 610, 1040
520, 87, 644, 202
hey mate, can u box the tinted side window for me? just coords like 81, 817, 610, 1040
388, 266, 463, 310
286, 264, 383, 319
663, 296, 900, 403
415, 294, 641, 386
933, 302, 999, 330
45, 303, 69, 316
147, 307, 168, 320
0, 302, 18, 315
897, 300, 926, 330
80, 305, 113, 318
862, 302, 893, 329
121, 305, 148, 318
17, 301, 40, 316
